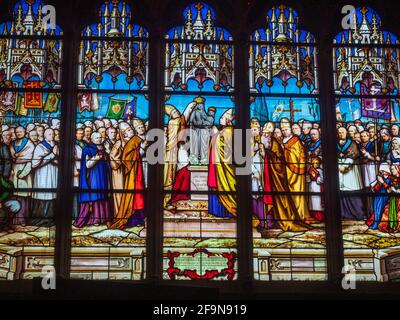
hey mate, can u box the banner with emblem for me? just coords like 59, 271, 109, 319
78, 92, 92, 112
15, 95, 28, 116
123, 97, 137, 119
23, 81, 43, 109
0, 82, 18, 112
44, 93, 61, 113
361, 82, 391, 120
361, 97, 390, 120
106, 98, 127, 119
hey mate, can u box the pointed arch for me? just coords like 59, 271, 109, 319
165, 1, 233, 92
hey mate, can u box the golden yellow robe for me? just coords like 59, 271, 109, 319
267, 137, 310, 231
109, 136, 145, 229
282, 135, 311, 221
211, 126, 237, 216
109, 140, 123, 216
164, 115, 185, 189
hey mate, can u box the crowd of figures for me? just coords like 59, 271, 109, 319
0, 98, 325, 234
73, 117, 148, 230
337, 121, 400, 233
74, 97, 238, 230
250, 117, 400, 234
0, 120, 61, 231
3, 101, 397, 235
164, 96, 237, 219
0, 96, 239, 232
250, 118, 323, 233
0, 115, 149, 232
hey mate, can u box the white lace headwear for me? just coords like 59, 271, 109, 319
379, 162, 390, 174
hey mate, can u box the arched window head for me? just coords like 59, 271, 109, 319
333, 6, 399, 96
251, 5, 315, 43
165, 2, 234, 92
250, 5, 317, 94
82, 0, 148, 38
79, 0, 149, 90
166, 2, 232, 41
0, 0, 63, 36
0, 0, 63, 88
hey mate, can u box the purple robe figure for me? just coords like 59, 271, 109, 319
74, 133, 113, 228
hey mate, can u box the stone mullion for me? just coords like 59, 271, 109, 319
317, 23, 344, 285
234, 26, 253, 287
146, 22, 164, 281
54, 7, 80, 279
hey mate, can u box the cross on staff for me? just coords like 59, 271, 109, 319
195, 2, 204, 11
283, 98, 302, 123
279, 4, 286, 12
360, 6, 369, 16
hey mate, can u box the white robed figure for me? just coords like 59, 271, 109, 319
338, 128, 364, 192
337, 127, 366, 219
306, 157, 324, 221
31, 129, 59, 226
250, 118, 263, 193
164, 102, 197, 189
359, 131, 377, 189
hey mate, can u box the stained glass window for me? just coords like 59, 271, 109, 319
250, 5, 327, 280
163, 2, 237, 280
2, 0, 400, 289
334, 7, 400, 281
71, 0, 148, 280
0, 0, 62, 279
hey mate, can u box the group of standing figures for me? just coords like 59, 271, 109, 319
337, 121, 400, 233
2, 99, 399, 236
73, 117, 147, 230
0, 120, 60, 230
250, 117, 323, 233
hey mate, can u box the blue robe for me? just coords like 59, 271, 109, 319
381, 141, 391, 158
13, 137, 29, 153
369, 177, 391, 230
387, 151, 400, 164
208, 193, 235, 218
308, 139, 321, 154
360, 141, 374, 154
78, 144, 111, 203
